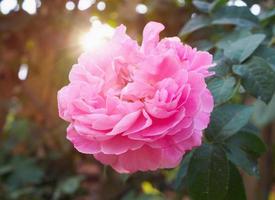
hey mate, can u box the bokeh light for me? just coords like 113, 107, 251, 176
96, 1, 106, 11
227, 0, 247, 7
78, 0, 95, 11
65, 1, 75, 11
250, 4, 261, 16
0, 0, 18, 15
22, 0, 37, 15
135, 3, 148, 14
18, 64, 29, 81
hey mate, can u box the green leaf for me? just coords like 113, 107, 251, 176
179, 15, 211, 36
206, 104, 253, 141
7, 157, 44, 190
208, 76, 239, 106
259, 9, 275, 23
253, 45, 275, 71
8, 187, 34, 199
192, 40, 213, 51
192, 0, 210, 13
6, 119, 31, 141
224, 162, 246, 200
240, 123, 259, 136
253, 94, 275, 127
226, 131, 266, 157
209, 0, 229, 12
212, 6, 258, 27
58, 176, 83, 194
0, 165, 12, 176
233, 57, 275, 103
224, 34, 265, 63
120, 174, 130, 183
210, 56, 232, 77
216, 29, 252, 49
173, 151, 194, 189
187, 144, 229, 200
224, 131, 266, 176
53, 176, 84, 200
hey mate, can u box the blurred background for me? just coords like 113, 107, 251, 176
0, 0, 274, 199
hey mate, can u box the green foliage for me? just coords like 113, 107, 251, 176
53, 176, 84, 200
253, 94, 275, 126
223, 162, 246, 200
233, 57, 275, 103
224, 131, 266, 176
206, 104, 253, 141
186, 144, 229, 200
177, 0, 274, 199
224, 34, 265, 63
173, 150, 194, 189
212, 6, 258, 27
180, 15, 211, 36
208, 76, 239, 106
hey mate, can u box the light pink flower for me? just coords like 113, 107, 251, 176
57, 22, 214, 173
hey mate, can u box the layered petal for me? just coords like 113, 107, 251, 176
57, 21, 214, 173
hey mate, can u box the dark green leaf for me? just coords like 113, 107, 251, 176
216, 29, 252, 49
179, 15, 211, 36
253, 45, 275, 71
253, 94, 275, 127
208, 76, 239, 106
58, 176, 83, 194
224, 162, 246, 200
224, 131, 266, 176
192, 0, 210, 13
210, 56, 232, 77
8, 187, 34, 199
206, 104, 253, 141
226, 131, 266, 157
193, 40, 214, 51
120, 174, 130, 183
53, 176, 84, 200
259, 9, 275, 22
0, 165, 12, 176
210, 0, 229, 12
7, 157, 44, 190
233, 57, 275, 103
224, 34, 265, 63
240, 123, 259, 136
173, 151, 194, 189
187, 144, 229, 200
212, 6, 258, 27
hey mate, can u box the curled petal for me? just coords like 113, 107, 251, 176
141, 21, 165, 53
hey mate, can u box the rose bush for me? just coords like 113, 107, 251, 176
57, 22, 214, 173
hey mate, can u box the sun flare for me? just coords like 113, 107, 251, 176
79, 18, 114, 52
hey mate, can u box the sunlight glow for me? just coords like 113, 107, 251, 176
0, 0, 18, 15
65, 1, 75, 11
250, 4, 261, 16
79, 19, 114, 52
18, 64, 29, 81
96, 1, 106, 11
22, 0, 37, 15
135, 3, 148, 14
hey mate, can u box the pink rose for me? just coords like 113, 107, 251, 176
57, 22, 214, 173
